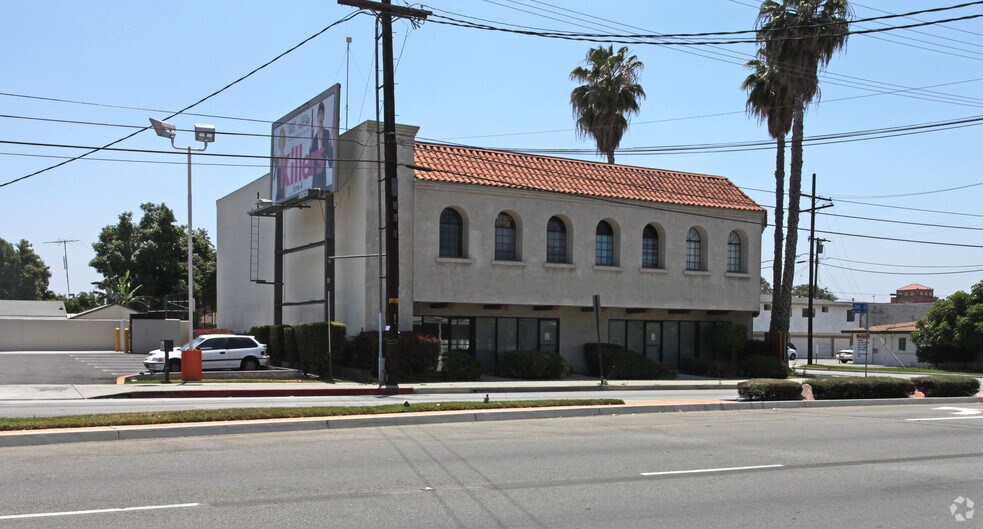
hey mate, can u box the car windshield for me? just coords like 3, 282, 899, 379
179, 337, 208, 351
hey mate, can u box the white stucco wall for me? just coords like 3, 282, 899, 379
216, 174, 275, 331
0, 319, 125, 351
413, 183, 763, 312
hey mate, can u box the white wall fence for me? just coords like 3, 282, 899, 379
0, 318, 189, 353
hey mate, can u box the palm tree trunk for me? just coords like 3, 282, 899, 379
606, 151, 615, 164
768, 136, 786, 334
778, 99, 805, 334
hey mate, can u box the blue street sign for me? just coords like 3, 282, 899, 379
852, 302, 868, 313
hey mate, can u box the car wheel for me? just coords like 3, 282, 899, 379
789, 353, 796, 361
840, 359, 848, 364
168, 359, 182, 372
241, 357, 260, 371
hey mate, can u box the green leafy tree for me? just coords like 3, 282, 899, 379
791, 284, 837, 301
760, 277, 773, 294
90, 203, 216, 315
59, 291, 106, 314
755, 0, 850, 334
570, 45, 645, 164
912, 282, 983, 367
742, 48, 793, 333
0, 237, 51, 300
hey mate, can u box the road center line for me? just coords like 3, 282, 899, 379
906, 416, 983, 422
641, 464, 784, 477
0, 503, 201, 520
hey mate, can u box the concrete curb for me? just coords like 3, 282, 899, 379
412, 382, 741, 394
2, 396, 980, 448
99, 386, 412, 399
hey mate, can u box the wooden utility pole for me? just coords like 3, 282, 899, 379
805, 173, 833, 365
338, 0, 429, 382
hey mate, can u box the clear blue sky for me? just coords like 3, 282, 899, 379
1, 1, 981, 303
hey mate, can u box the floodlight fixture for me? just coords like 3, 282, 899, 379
149, 118, 177, 139
194, 124, 216, 144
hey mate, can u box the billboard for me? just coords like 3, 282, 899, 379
270, 84, 340, 202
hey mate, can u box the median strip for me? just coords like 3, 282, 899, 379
641, 464, 784, 477
0, 399, 624, 432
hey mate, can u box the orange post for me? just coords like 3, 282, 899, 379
182, 349, 202, 381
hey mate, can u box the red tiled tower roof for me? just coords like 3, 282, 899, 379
897, 283, 932, 291
413, 142, 763, 213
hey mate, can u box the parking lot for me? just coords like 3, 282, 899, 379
0, 351, 145, 384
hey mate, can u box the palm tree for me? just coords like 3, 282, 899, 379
570, 45, 645, 164
741, 49, 793, 334
756, 0, 850, 333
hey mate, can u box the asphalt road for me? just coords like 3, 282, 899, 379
2, 403, 982, 528
0, 351, 144, 384
0, 389, 739, 417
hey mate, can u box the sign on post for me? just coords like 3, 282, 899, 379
852, 302, 868, 313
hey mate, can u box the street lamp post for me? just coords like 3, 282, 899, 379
149, 118, 215, 347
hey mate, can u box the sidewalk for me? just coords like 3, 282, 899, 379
0, 376, 742, 401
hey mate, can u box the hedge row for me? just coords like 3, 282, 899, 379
582, 344, 676, 380
911, 375, 980, 397
737, 375, 981, 401
248, 323, 346, 377
499, 350, 568, 380
809, 377, 915, 399
737, 379, 802, 401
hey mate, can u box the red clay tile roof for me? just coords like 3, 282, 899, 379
897, 283, 932, 291
413, 142, 763, 213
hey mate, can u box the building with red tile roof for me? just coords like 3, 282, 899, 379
219, 121, 767, 374
891, 283, 937, 304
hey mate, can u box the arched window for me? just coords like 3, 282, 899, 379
727, 231, 742, 273
686, 227, 703, 271
595, 221, 614, 266
546, 216, 567, 264
495, 212, 517, 261
439, 208, 463, 258
642, 225, 660, 268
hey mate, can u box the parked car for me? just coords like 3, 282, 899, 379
787, 343, 798, 361
144, 334, 269, 372
835, 349, 854, 364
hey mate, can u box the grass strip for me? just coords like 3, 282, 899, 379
800, 364, 983, 376
0, 399, 624, 432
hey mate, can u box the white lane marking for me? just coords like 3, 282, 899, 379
935, 407, 983, 415
907, 407, 983, 421
0, 503, 201, 520
641, 464, 783, 477
907, 416, 983, 422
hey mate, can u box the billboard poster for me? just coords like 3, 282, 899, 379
270, 84, 340, 202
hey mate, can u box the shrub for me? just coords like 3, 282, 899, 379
395, 332, 441, 378
195, 327, 234, 337
499, 350, 568, 380
707, 323, 746, 362
268, 325, 290, 366
292, 322, 346, 377
440, 349, 484, 381
809, 377, 916, 400
679, 357, 712, 376
606, 349, 676, 380
912, 375, 981, 397
283, 326, 298, 367
744, 355, 790, 379
737, 379, 803, 401
582, 343, 628, 377
345, 331, 379, 371
248, 325, 272, 348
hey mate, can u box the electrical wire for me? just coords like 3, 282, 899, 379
0, 10, 364, 190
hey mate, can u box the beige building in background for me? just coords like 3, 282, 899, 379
217, 121, 766, 373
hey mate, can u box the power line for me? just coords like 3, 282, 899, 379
824, 257, 983, 269
425, 10, 983, 46
822, 262, 983, 275
0, 11, 363, 190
